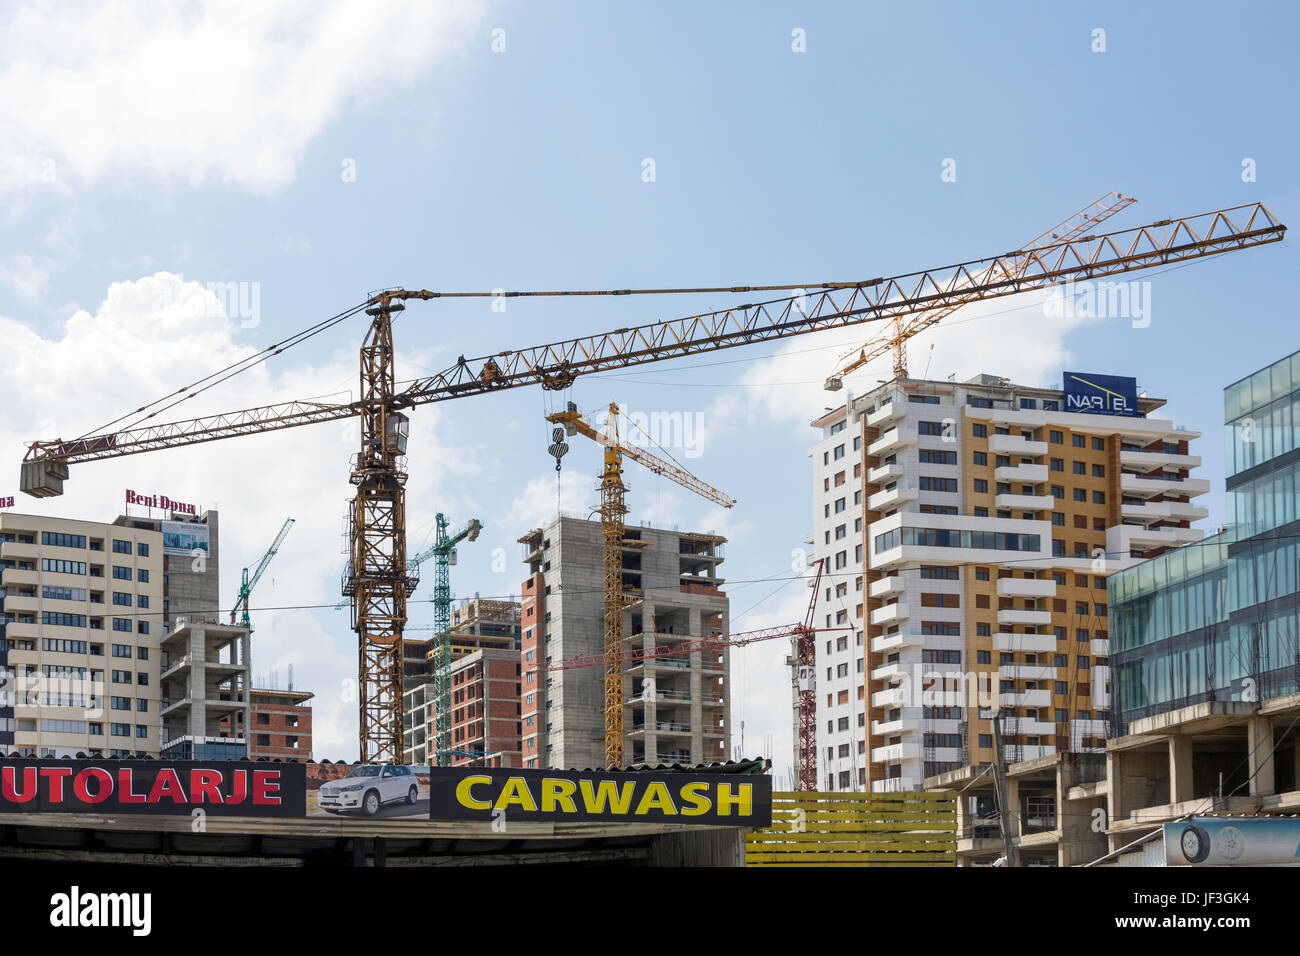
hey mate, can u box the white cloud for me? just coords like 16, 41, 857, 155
0, 0, 485, 193
0, 253, 51, 300
0, 271, 461, 759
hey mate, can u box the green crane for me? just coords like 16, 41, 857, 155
230, 518, 295, 632
430, 513, 482, 766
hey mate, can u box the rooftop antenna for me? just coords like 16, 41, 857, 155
288, 663, 294, 691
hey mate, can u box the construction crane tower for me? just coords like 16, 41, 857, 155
428, 513, 482, 766
230, 517, 295, 633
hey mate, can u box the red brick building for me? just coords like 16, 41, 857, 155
222, 688, 313, 760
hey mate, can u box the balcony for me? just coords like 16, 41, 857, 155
1109, 523, 1203, 552
868, 484, 917, 512
1000, 689, 1051, 709
871, 632, 923, 654
994, 493, 1052, 512
996, 577, 1057, 599
870, 602, 910, 626
998, 664, 1054, 682
997, 608, 1052, 627
869, 575, 904, 598
989, 434, 1049, 457
1090, 638, 1110, 657
1119, 448, 1202, 471
868, 426, 917, 458
1120, 473, 1211, 498
867, 462, 904, 484
872, 686, 908, 709
1121, 499, 1210, 524
871, 777, 915, 793
993, 463, 1049, 485
865, 393, 905, 427
1003, 717, 1057, 736
871, 708, 922, 736
1015, 745, 1057, 761
871, 742, 921, 763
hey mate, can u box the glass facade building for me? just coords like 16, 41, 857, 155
1110, 350, 1300, 733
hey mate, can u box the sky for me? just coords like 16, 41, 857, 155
0, 0, 1295, 773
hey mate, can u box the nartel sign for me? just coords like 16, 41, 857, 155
125, 489, 198, 516
1062, 371, 1140, 418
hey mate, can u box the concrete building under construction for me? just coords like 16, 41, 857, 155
519, 515, 730, 770
402, 598, 522, 765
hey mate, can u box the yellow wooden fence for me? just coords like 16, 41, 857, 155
744, 790, 956, 866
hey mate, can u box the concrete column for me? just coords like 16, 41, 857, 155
1005, 776, 1022, 837
1169, 736, 1194, 804
1106, 751, 1123, 823
1247, 716, 1276, 797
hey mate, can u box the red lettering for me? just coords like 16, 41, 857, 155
73, 768, 114, 803
117, 768, 146, 804
230, 770, 248, 804
251, 770, 281, 806
190, 769, 224, 804
1, 766, 37, 802
147, 768, 187, 804
39, 767, 73, 802
160, 496, 171, 510
125, 490, 137, 504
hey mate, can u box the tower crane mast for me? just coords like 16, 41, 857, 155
17, 202, 1285, 762
548, 401, 734, 768
428, 513, 482, 766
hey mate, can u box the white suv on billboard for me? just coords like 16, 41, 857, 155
319, 765, 420, 816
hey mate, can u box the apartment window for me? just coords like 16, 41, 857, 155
1050, 458, 1063, 472
973, 507, 988, 517
1092, 464, 1105, 477
112, 566, 132, 581
1054, 681, 1068, 695
1051, 512, 1065, 526
137, 542, 149, 557
1049, 430, 1063, 444
837, 717, 850, 731
834, 497, 846, 513
853, 436, 861, 451
979, 734, 993, 748
1091, 437, 1105, 451
41, 612, 87, 628
973, 451, 988, 466
137, 621, 149, 635
919, 449, 957, 465
1072, 434, 1086, 447
41, 532, 87, 549
833, 444, 845, 460
977, 650, 991, 665
41, 559, 87, 576
42, 638, 88, 654
1051, 484, 1064, 498
1073, 488, 1086, 501
112, 592, 131, 606
972, 423, 988, 438
921, 593, 960, 608
920, 566, 959, 580
1092, 491, 1106, 505
111, 697, 130, 710
110, 723, 130, 737
112, 540, 132, 554
976, 624, 990, 637
830, 420, 846, 434
1052, 540, 1066, 557
919, 477, 958, 493
973, 478, 988, 493
1072, 460, 1086, 475
137, 568, 149, 583
137, 595, 148, 608
112, 644, 132, 658
975, 568, 989, 580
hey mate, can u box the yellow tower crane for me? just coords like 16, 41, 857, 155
546, 401, 735, 768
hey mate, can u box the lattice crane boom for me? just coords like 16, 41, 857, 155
16, 201, 1286, 763
824, 191, 1138, 390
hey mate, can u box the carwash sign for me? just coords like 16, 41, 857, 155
0, 760, 305, 817
1165, 816, 1300, 865
429, 767, 773, 827
1062, 371, 1140, 418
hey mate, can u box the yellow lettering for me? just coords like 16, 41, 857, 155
579, 779, 635, 815
679, 782, 712, 816
716, 783, 752, 817
493, 776, 538, 812
634, 781, 678, 816
540, 777, 577, 813
456, 775, 493, 810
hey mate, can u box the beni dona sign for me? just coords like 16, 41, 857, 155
1062, 371, 1140, 418
125, 489, 197, 515
0, 496, 13, 509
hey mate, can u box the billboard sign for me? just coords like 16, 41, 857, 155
1165, 816, 1300, 865
0, 760, 304, 816
428, 766, 773, 827
161, 520, 210, 558
125, 489, 198, 515
1062, 371, 1140, 418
